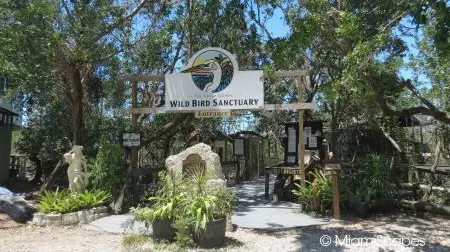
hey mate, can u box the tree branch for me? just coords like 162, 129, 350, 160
92, 0, 149, 44
374, 82, 450, 125
381, 103, 450, 125
381, 11, 407, 33
378, 123, 403, 152
164, 32, 186, 74
403, 79, 438, 111
95, 30, 150, 64
139, 114, 190, 147
60, 0, 74, 21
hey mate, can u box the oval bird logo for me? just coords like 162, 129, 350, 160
181, 49, 234, 93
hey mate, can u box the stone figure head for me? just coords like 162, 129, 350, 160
64, 145, 85, 164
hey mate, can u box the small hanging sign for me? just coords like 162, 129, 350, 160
195, 110, 231, 118
122, 133, 140, 147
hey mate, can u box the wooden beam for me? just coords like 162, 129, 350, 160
120, 75, 165, 82
297, 77, 306, 187
119, 70, 308, 82
276, 70, 309, 77
121, 107, 166, 114
120, 103, 317, 115
400, 183, 450, 194
264, 103, 317, 111
414, 165, 450, 175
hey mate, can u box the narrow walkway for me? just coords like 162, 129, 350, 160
230, 176, 328, 230
87, 176, 328, 233
86, 213, 147, 234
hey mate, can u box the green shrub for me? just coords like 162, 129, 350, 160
131, 169, 236, 247
87, 136, 123, 192
293, 170, 332, 213
343, 155, 393, 204
131, 171, 183, 227
293, 170, 351, 214
38, 189, 110, 213
177, 170, 235, 239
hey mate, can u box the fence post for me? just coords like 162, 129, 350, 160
325, 162, 341, 220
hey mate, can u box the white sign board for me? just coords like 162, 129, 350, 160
309, 136, 317, 148
123, 133, 140, 147
195, 110, 231, 118
287, 127, 297, 152
165, 47, 264, 111
234, 138, 245, 156
304, 127, 312, 136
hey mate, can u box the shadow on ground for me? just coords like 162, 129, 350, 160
230, 176, 328, 230
292, 213, 450, 252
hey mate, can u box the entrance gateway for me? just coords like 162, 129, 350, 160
121, 47, 316, 186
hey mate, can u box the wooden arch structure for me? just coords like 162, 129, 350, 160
120, 70, 315, 188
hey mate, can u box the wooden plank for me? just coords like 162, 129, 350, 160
265, 166, 302, 175
120, 71, 309, 82
276, 70, 309, 77
120, 75, 165, 82
264, 103, 317, 110
121, 103, 316, 115
414, 165, 450, 175
400, 183, 450, 194
120, 107, 167, 114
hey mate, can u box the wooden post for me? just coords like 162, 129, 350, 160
130, 80, 138, 205
265, 169, 270, 200
297, 77, 305, 186
235, 156, 241, 184
248, 138, 252, 179
325, 163, 341, 220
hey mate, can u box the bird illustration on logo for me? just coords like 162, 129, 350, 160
181, 50, 234, 93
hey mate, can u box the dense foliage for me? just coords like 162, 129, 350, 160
0, 0, 448, 204
87, 136, 124, 192
37, 189, 110, 214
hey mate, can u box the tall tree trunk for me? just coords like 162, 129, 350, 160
71, 65, 84, 145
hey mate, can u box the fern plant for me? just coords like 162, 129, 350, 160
38, 189, 110, 214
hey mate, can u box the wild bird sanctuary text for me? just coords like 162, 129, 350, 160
169, 99, 260, 108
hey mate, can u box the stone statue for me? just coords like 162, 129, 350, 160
64, 145, 88, 193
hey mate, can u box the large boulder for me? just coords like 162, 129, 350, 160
165, 143, 225, 187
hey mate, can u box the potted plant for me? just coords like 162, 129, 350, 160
177, 170, 235, 248
132, 171, 182, 241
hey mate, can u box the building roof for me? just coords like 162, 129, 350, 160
0, 105, 18, 116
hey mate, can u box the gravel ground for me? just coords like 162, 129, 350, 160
1, 212, 449, 252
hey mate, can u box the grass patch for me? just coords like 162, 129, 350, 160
122, 233, 183, 252
122, 233, 151, 247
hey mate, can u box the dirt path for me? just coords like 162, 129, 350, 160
1, 213, 449, 252
0, 214, 121, 252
